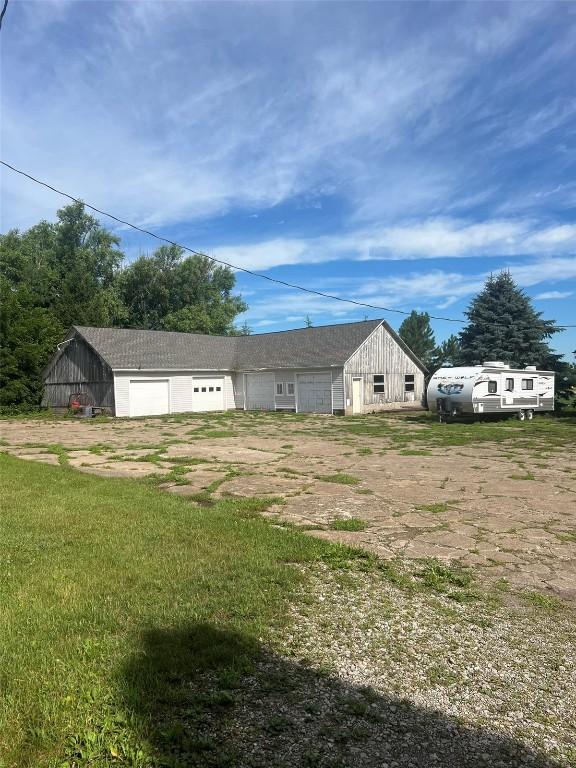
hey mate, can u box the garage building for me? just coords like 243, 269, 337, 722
42, 320, 426, 417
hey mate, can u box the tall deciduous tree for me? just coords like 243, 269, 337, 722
118, 245, 247, 335
458, 272, 561, 368
0, 203, 125, 406
398, 311, 436, 368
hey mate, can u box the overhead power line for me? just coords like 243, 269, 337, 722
0, 0, 9, 31
1, 159, 574, 329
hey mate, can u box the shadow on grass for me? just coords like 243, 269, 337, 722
121, 623, 563, 768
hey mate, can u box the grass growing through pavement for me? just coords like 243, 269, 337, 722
0, 453, 335, 767
330, 518, 368, 532
316, 473, 361, 485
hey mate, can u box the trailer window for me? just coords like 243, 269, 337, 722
522, 378, 534, 390
505, 378, 514, 391
404, 374, 415, 393
488, 381, 497, 394
374, 375, 385, 394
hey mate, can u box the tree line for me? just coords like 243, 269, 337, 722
398, 273, 575, 406
1, 203, 574, 408
0, 203, 248, 406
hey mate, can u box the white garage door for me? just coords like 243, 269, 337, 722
129, 379, 170, 417
246, 373, 275, 410
297, 372, 332, 413
192, 378, 225, 412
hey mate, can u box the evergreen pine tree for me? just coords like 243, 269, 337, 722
398, 311, 436, 367
458, 272, 560, 368
430, 334, 461, 371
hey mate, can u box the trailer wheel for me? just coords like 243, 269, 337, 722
526, 409, 534, 420
517, 410, 526, 421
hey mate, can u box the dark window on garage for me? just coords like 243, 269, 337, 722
201, 387, 207, 392
374, 374, 385, 394
405, 374, 415, 392
209, 387, 214, 392
194, 387, 199, 392
287, 382, 295, 395
488, 381, 497, 393
216, 387, 221, 392
505, 378, 514, 391
276, 382, 284, 395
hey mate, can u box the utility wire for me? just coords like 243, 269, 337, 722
0, 0, 9, 31
1, 159, 574, 329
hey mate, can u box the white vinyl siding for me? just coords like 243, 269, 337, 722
275, 371, 296, 410
331, 368, 344, 411
113, 371, 234, 417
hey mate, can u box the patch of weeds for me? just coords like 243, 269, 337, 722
330, 518, 367, 532
187, 429, 235, 439
320, 546, 379, 572
316, 473, 360, 486
357, 447, 373, 456
509, 472, 536, 480
415, 560, 474, 597
281, 444, 293, 449
399, 448, 432, 456
523, 591, 564, 611
355, 488, 374, 495
415, 502, 452, 514
555, 531, 576, 543
426, 664, 461, 687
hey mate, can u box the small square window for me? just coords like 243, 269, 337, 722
276, 382, 284, 395
194, 387, 199, 393
522, 378, 534, 390
404, 374, 415, 393
488, 381, 497, 394
216, 386, 221, 392
209, 386, 214, 392
374, 374, 385, 394
505, 378, 514, 392
201, 387, 207, 392
287, 382, 295, 395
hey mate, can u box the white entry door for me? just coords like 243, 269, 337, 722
192, 378, 225, 412
297, 372, 332, 413
129, 379, 170, 417
246, 373, 275, 410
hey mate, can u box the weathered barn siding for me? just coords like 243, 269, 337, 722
42, 336, 115, 411
113, 371, 235, 417
344, 325, 424, 413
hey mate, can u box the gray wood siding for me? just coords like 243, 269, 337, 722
344, 325, 424, 409
42, 336, 115, 410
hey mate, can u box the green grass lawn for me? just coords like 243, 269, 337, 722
0, 454, 333, 767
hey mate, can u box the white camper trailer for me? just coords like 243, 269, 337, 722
427, 362, 555, 421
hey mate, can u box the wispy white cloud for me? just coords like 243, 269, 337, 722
213, 219, 576, 271
239, 256, 576, 325
534, 290, 573, 300
2, 1, 574, 233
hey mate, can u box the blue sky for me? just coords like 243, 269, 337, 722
1, 1, 575, 357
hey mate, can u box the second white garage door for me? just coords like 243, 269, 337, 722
192, 378, 225, 412
297, 372, 332, 413
246, 373, 275, 410
129, 379, 170, 417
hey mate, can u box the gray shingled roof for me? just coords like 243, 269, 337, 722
72, 319, 424, 372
